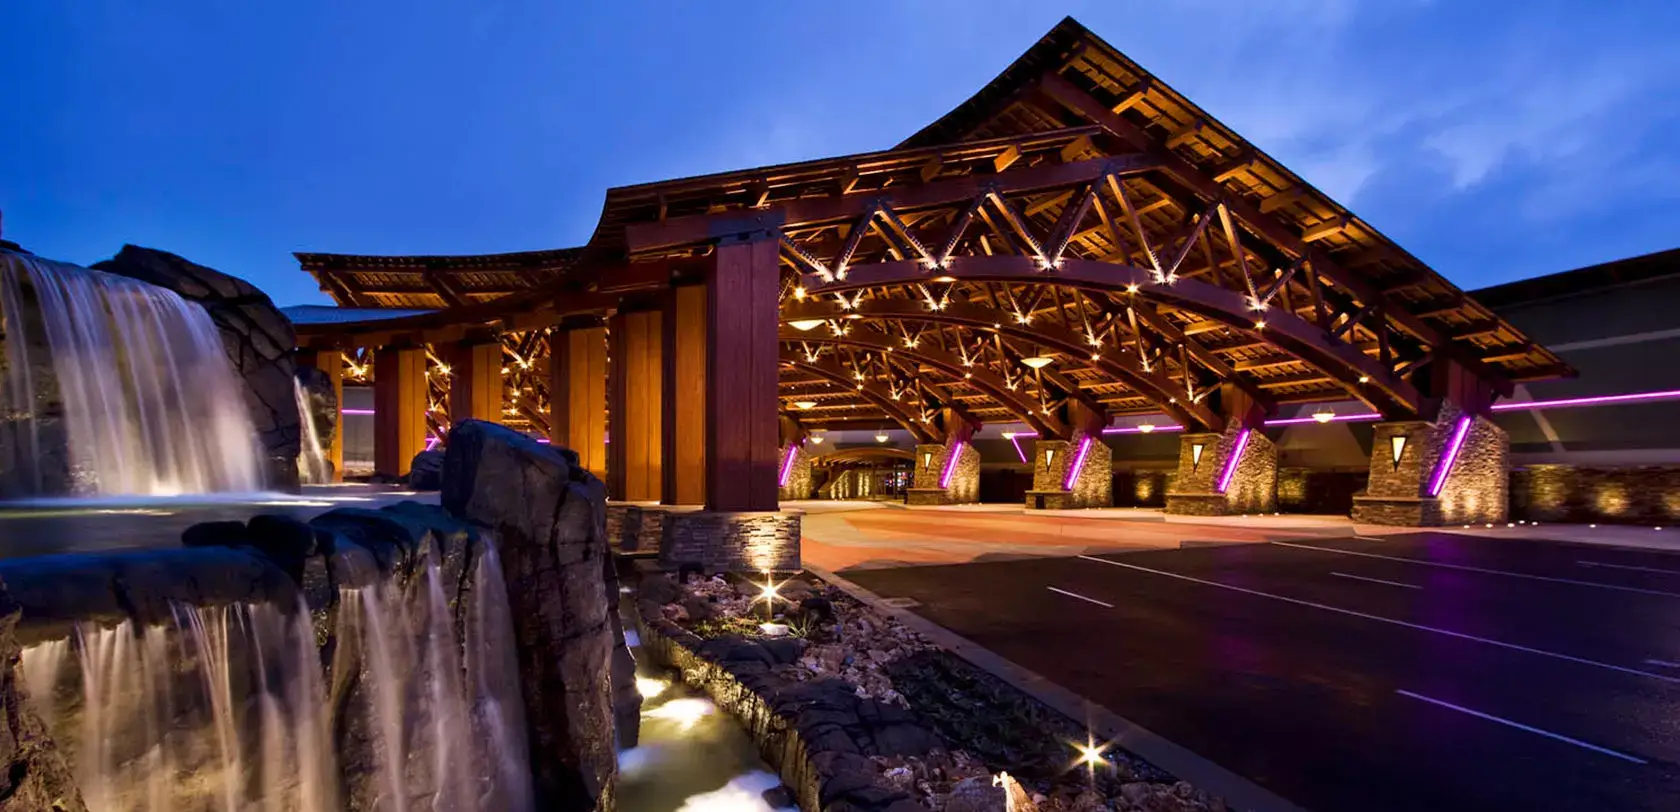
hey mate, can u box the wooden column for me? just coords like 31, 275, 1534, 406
705, 235, 780, 512
297, 348, 344, 481
448, 339, 503, 424
663, 283, 707, 505
550, 318, 608, 479
373, 346, 427, 477
608, 307, 663, 502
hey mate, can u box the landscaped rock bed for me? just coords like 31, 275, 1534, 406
635, 570, 1226, 812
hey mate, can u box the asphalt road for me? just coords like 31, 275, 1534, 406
845, 533, 1680, 812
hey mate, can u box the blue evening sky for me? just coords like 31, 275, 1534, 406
3, 1, 1677, 307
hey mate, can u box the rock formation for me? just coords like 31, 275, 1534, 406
93, 245, 301, 489
0, 576, 85, 812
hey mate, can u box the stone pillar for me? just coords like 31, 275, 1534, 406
608, 307, 663, 502
776, 442, 816, 501
373, 346, 427, 478
663, 283, 707, 505
905, 441, 979, 505
1353, 402, 1508, 526
297, 348, 344, 480
1165, 426, 1278, 515
550, 318, 608, 480
1026, 434, 1113, 509
447, 339, 503, 424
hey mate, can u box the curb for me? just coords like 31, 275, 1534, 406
806, 563, 1311, 812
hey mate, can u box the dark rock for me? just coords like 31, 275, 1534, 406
0, 547, 297, 633
761, 784, 796, 809
798, 595, 836, 623
881, 800, 931, 812
0, 575, 88, 811
295, 365, 339, 448
639, 574, 682, 605
247, 513, 323, 581
442, 419, 627, 811
761, 636, 807, 665
819, 766, 880, 804
805, 723, 862, 754
407, 449, 445, 490
779, 579, 817, 603
680, 596, 716, 622
181, 520, 252, 548
676, 563, 705, 583
93, 245, 301, 490
837, 784, 910, 808
869, 722, 940, 757
944, 775, 1006, 812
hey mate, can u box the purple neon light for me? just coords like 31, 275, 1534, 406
1427, 415, 1473, 497
1489, 388, 1680, 412
342, 408, 375, 416
1215, 429, 1252, 493
939, 441, 965, 488
1062, 435, 1094, 490
777, 444, 799, 488
1007, 434, 1028, 463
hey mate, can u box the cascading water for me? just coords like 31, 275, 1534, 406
293, 378, 331, 485
17, 538, 535, 812
0, 251, 262, 496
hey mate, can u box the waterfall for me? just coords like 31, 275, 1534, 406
0, 251, 262, 496
293, 377, 331, 484
16, 539, 534, 811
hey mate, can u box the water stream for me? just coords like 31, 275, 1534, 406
18, 541, 533, 812
0, 252, 262, 496
293, 378, 331, 485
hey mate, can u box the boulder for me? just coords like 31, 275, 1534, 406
0, 575, 87, 812
407, 449, 445, 490
294, 365, 339, 450
441, 419, 632, 811
93, 245, 300, 489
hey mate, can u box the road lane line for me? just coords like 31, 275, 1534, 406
1395, 690, 1648, 765
1271, 541, 1680, 599
1578, 560, 1680, 576
1643, 659, 1680, 669
1331, 571, 1419, 590
1075, 555, 1680, 685
1047, 586, 1114, 608
1351, 535, 1386, 542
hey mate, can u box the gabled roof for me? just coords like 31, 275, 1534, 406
294, 247, 584, 309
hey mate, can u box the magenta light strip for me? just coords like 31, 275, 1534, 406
1008, 434, 1028, 463
1490, 388, 1680, 412
1215, 429, 1252, 493
424, 435, 441, 451
1062, 435, 1094, 490
1427, 415, 1473, 497
342, 408, 375, 416
778, 444, 799, 488
939, 441, 965, 489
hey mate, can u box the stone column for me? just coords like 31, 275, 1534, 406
905, 441, 979, 505
1026, 433, 1112, 509
1165, 426, 1278, 516
297, 348, 344, 480
1352, 402, 1508, 526
373, 345, 427, 478
447, 338, 503, 424
776, 442, 816, 501
663, 283, 707, 505
607, 306, 663, 502
549, 317, 608, 480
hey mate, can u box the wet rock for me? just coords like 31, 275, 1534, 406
182, 519, 251, 548
441, 419, 626, 811
248, 513, 323, 581
94, 245, 300, 490
760, 636, 806, 665
944, 775, 1007, 812
295, 364, 339, 451
761, 784, 796, 808
407, 449, 445, 490
640, 574, 682, 605
798, 595, 836, 623
0, 574, 88, 812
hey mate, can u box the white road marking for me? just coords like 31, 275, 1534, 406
1271, 541, 1680, 599
1047, 586, 1114, 608
1578, 560, 1680, 576
1395, 690, 1648, 765
1351, 535, 1386, 542
1643, 659, 1680, 669
1075, 555, 1680, 685
1331, 571, 1419, 590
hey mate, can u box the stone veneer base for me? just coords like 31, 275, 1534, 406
658, 510, 803, 572
904, 488, 950, 506
1352, 495, 1450, 526
1023, 489, 1074, 510
1164, 492, 1238, 516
